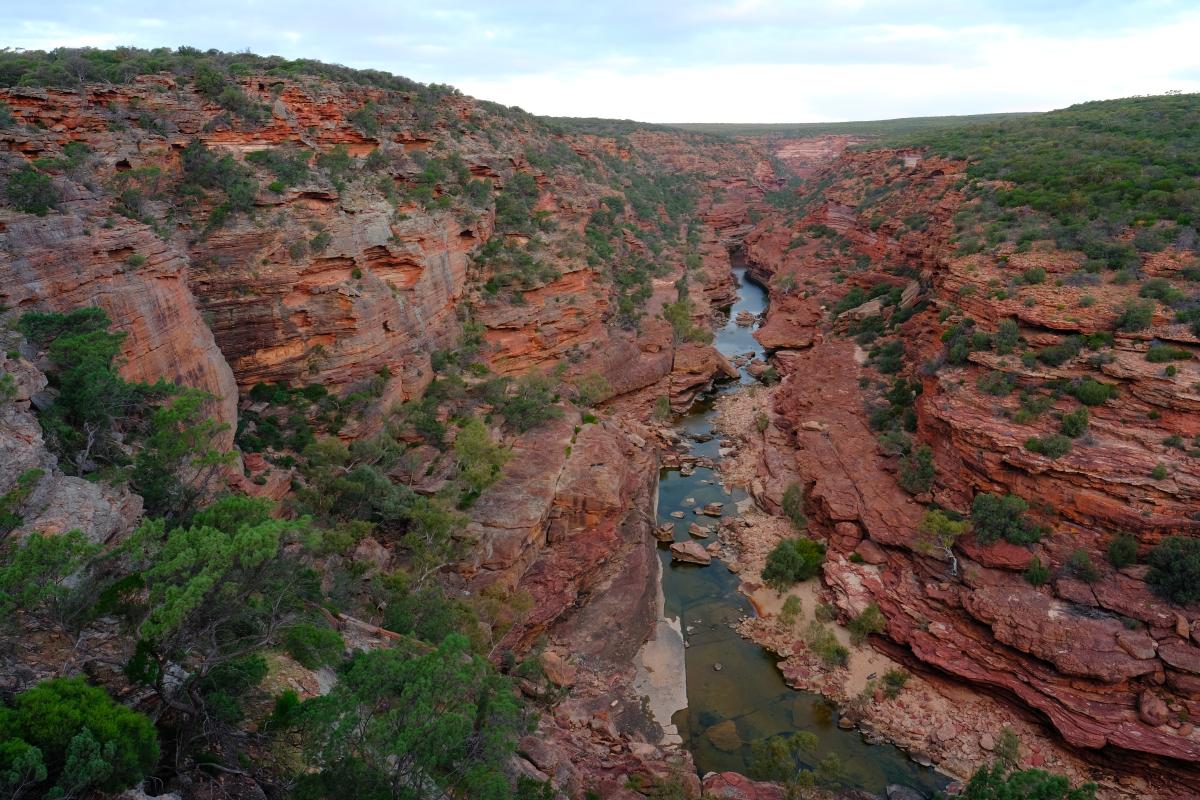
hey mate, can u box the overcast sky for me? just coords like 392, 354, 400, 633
6, 1, 1200, 122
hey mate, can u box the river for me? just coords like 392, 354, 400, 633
651, 255, 948, 795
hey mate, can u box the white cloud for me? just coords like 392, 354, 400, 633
458, 11, 1200, 120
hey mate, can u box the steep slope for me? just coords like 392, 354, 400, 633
736, 95, 1200, 796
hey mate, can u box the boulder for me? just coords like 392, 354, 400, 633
1138, 690, 1171, 727
670, 540, 712, 565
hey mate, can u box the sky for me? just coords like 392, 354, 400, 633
5, 1, 1200, 123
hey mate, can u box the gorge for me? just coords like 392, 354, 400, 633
1, 48, 1199, 800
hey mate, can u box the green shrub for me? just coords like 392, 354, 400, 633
848, 603, 885, 645
1025, 434, 1072, 458
898, 446, 935, 494
1067, 378, 1116, 406
1021, 267, 1046, 284
1146, 536, 1200, 604
1067, 549, 1099, 583
1107, 532, 1138, 568
978, 370, 1017, 396
283, 623, 345, 669
1150, 463, 1169, 480
994, 319, 1020, 354
779, 595, 802, 627
5, 164, 58, 215
881, 668, 909, 698
1139, 278, 1186, 305
573, 371, 612, 406
960, 762, 1095, 800
1146, 344, 1191, 362
1059, 408, 1089, 438
804, 621, 848, 667
1024, 557, 1051, 586
0, 678, 159, 797
1115, 299, 1154, 332
762, 538, 825, 591
971, 492, 1041, 545
781, 482, 806, 530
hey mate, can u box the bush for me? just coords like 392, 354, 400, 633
1139, 278, 1186, 305
1107, 532, 1138, 568
779, 595, 802, 627
1146, 536, 1200, 605
1025, 434, 1072, 458
1067, 549, 1099, 583
1021, 267, 1046, 284
971, 492, 1041, 545
1151, 463, 1169, 480
1067, 378, 1116, 406
848, 603, 885, 645
781, 482, 806, 530
1024, 557, 1051, 586
978, 370, 1017, 396
762, 538, 825, 591
898, 446, 935, 494
881, 668, 909, 698
1059, 408, 1089, 438
284, 623, 345, 669
1146, 344, 1191, 362
1115, 299, 1154, 332
961, 762, 1096, 800
573, 371, 611, 406
0, 678, 159, 797
804, 621, 849, 667
994, 319, 1020, 354
917, 509, 969, 555
5, 164, 58, 215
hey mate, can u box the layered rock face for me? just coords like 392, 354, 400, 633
1, 77, 767, 433
746, 143, 1200, 793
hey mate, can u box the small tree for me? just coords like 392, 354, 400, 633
762, 538, 825, 591
848, 603, 885, 645
573, 371, 612, 407
1107, 532, 1137, 568
1146, 536, 1200, 605
5, 164, 59, 215
898, 446, 935, 494
781, 482, 806, 529
971, 492, 1040, 545
0, 678, 159, 798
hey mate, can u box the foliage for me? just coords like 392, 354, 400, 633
1024, 434, 1072, 458
762, 538, 825, 591
0, 678, 158, 798
779, 595, 802, 628
881, 668, 909, 698
804, 620, 848, 667
898, 446, 935, 494
284, 623, 346, 670
1059, 408, 1089, 438
960, 762, 1096, 800
0, 469, 43, 536
905, 93, 1200, 262
1065, 377, 1116, 406
452, 417, 511, 500
1067, 549, 1100, 583
292, 635, 526, 800
485, 371, 562, 433
847, 603, 885, 645
971, 492, 1041, 545
573, 371, 612, 407
1115, 299, 1154, 332
130, 388, 234, 523
180, 139, 258, 228
749, 731, 825, 797
1146, 536, 1200, 605
917, 510, 968, 555
1107, 532, 1138, 568
0, 530, 97, 620
19, 308, 153, 474
1024, 557, 1051, 587
781, 482, 806, 530
5, 164, 59, 215
1145, 343, 1191, 362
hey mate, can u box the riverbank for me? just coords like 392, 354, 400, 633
710, 385, 1153, 800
